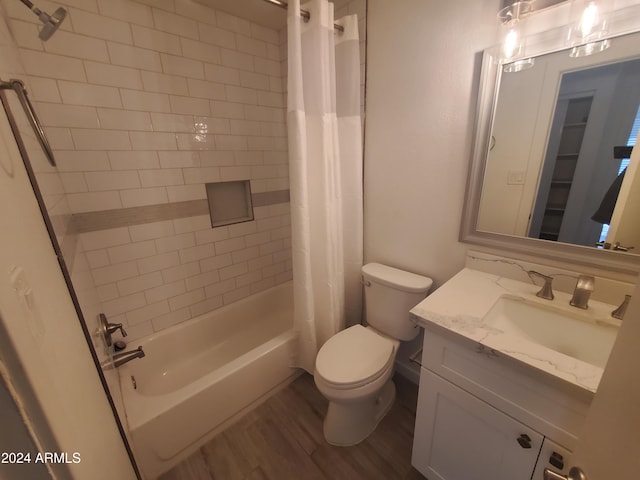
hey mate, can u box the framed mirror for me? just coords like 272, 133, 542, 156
461, 4, 640, 275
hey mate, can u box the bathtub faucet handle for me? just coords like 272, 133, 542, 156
99, 313, 127, 347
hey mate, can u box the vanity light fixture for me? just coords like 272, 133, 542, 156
498, 1, 535, 72
567, 0, 612, 57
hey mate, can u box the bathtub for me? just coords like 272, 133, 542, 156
119, 282, 299, 479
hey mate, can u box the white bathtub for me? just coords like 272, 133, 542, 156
119, 282, 299, 479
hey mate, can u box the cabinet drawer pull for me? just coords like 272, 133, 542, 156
517, 433, 532, 448
550, 451, 564, 469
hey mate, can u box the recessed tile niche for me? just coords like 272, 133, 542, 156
205, 180, 254, 228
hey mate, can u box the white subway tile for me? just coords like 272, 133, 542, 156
166, 184, 206, 202
180, 38, 221, 64
10, 20, 44, 50
26, 77, 61, 103
44, 30, 109, 62
225, 85, 257, 104
244, 232, 270, 248
169, 289, 205, 311
220, 49, 253, 72
215, 237, 245, 254
183, 167, 220, 184
120, 187, 169, 207
259, 239, 284, 256
160, 53, 204, 80
185, 270, 220, 291
199, 150, 235, 167
97, 0, 154, 27
67, 191, 123, 212
214, 135, 247, 151
108, 240, 157, 264
251, 277, 275, 294
58, 81, 121, 108
158, 151, 200, 168
162, 261, 200, 283
236, 270, 262, 288
151, 113, 195, 133
130, 220, 175, 242
103, 292, 147, 317
204, 64, 240, 85
243, 105, 283, 122
176, 133, 216, 151
70, 9, 133, 44
126, 300, 170, 326
239, 71, 269, 91
189, 296, 223, 317
41, 127, 70, 150
133, 0, 175, 14
85, 171, 141, 191
266, 44, 280, 62
91, 261, 138, 286
71, 129, 131, 150
233, 151, 263, 166
85, 249, 109, 268
219, 262, 248, 281
186, 78, 226, 101
172, 215, 211, 233
229, 119, 262, 136
231, 246, 260, 264
224, 286, 255, 304
205, 278, 237, 298
155, 232, 196, 252
108, 42, 162, 72
109, 151, 160, 170
120, 89, 171, 113
97, 283, 119, 302
195, 227, 228, 245
80, 226, 130, 250
132, 25, 181, 56
210, 100, 244, 119
139, 168, 183, 187
236, 35, 267, 58
169, 95, 210, 116
228, 221, 257, 238
117, 271, 163, 296
263, 261, 285, 278
179, 243, 215, 263
152, 8, 198, 39
145, 280, 186, 304
175, 1, 216, 25
199, 252, 233, 273
84, 61, 144, 90
198, 24, 236, 49
216, 12, 251, 36
247, 254, 273, 272
130, 131, 178, 150
36, 103, 99, 129
60, 172, 88, 193
137, 251, 180, 274
254, 57, 280, 77
98, 108, 153, 131
141, 70, 188, 95
250, 24, 279, 45
19, 50, 86, 81
151, 307, 191, 331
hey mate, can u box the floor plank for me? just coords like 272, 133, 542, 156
158, 373, 428, 480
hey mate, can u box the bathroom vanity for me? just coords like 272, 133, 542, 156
409, 267, 621, 480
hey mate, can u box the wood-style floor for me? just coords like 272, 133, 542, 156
158, 373, 427, 480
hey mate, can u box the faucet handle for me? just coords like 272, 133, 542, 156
99, 313, 127, 347
527, 271, 554, 300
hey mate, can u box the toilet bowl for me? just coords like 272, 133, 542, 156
314, 263, 432, 446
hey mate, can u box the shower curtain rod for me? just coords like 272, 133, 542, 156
262, 0, 345, 32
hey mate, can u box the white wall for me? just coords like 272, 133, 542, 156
364, 0, 501, 287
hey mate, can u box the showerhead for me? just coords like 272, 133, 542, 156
18, 0, 67, 41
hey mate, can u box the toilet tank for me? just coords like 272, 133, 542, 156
362, 263, 433, 341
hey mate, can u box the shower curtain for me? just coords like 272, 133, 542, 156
287, 0, 363, 373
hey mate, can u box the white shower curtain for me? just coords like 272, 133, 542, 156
287, 0, 363, 373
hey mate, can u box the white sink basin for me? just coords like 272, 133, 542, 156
483, 296, 619, 368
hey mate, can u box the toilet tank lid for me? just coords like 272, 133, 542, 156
362, 263, 433, 293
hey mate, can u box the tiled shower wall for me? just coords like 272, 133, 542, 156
4, 0, 292, 340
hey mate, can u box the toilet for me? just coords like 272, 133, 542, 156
314, 262, 433, 446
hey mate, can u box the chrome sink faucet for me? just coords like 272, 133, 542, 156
527, 270, 554, 300
570, 275, 595, 309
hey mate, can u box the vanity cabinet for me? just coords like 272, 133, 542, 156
412, 327, 590, 480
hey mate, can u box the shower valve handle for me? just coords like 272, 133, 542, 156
99, 313, 127, 347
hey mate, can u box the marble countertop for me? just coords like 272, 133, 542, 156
410, 268, 621, 393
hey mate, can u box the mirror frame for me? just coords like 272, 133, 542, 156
461, 6, 640, 276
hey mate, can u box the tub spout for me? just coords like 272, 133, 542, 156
113, 346, 145, 368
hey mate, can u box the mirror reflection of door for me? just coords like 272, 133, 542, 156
528, 58, 640, 247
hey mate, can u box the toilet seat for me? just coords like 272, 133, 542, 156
315, 325, 396, 390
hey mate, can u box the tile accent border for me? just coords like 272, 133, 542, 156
69, 190, 290, 234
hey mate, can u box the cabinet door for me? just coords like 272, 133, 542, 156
412, 368, 543, 480
531, 438, 573, 480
